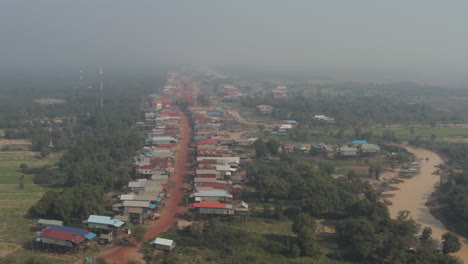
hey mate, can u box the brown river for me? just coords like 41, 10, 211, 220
386, 146, 468, 262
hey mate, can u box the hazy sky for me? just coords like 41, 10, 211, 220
1, 1, 468, 84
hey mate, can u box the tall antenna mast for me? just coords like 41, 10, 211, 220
99, 65, 103, 109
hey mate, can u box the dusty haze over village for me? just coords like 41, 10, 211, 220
1, 1, 468, 86
2, 1, 468, 264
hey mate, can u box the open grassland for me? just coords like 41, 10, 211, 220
0, 151, 60, 256
0, 249, 68, 264
231, 218, 294, 236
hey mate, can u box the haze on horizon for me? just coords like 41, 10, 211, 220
1, 1, 468, 86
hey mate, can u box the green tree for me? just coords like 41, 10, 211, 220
132, 225, 146, 243
18, 175, 24, 189
292, 213, 317, 234
442, 232, 461, 254
421, 227, 432, 242
19, 163, 28, 173
252, 139, 268, 159
297, 226, 320, 257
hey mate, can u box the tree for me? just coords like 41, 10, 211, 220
421, 227, 432, 242
292, 213, 317, 234
18, 175, 24, 189
374, 166, 382, 180
442, 232, 461, 254
252, 139, 268, 159
347, 170, 357, 182
266, 139, 280, 156
297, 226, 320, 257
96, 259, 108, 264
132, 225, 146, 243
19, 163, 28, 173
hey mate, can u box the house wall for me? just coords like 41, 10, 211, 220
39, 237, 72, 247
88, 223, 112, 230
198, 207, 234, 215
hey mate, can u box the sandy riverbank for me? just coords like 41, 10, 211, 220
384, 146, 467, 262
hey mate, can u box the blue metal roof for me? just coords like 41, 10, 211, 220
48, 225, 89, 237
86, 215, 125, 227
349, 140, 368, 144
84, 233, 97, 240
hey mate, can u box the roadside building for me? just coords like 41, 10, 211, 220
189, 201, 234, 215
151, 237, 176, 251
339, 147, 359, 157
37, 219, 63, 228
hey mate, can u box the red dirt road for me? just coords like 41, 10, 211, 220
94, 112, 191, 264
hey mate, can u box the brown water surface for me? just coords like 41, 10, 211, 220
387, 146, 467, 262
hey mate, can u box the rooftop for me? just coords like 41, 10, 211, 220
86, 215, 125, 228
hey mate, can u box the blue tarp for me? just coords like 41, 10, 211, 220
84, 233, 97, 240
156, 197, 163, 203
349, 140, 368, 145
148, 204, 157, 209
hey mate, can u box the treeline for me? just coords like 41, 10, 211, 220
145, 218, 330, 264
240, 94, 459, 126
426, 142, 468, 237
246, 152, 462, 263
28, 84, 152, 223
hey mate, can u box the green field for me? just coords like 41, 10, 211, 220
231, 218, 294, 236
0, 151, 60, 256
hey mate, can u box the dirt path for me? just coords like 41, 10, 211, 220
94, 112, 191, 264
386, 146, 468, 262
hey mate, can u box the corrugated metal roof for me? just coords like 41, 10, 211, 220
123, 200, 151, 208
120, 194, 135, 201
38, 219, 63, 226
86, 215, 125, 227
48, 225, 89, 237
189, 201, 227, 208
40, 229, 86, 244
349, 140, 368, 144
151, 237, 174, 246
193, 190, 229, 197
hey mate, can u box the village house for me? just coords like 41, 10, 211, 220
256, 105, 273, 114
84, 215, 125, 243
360, 144, 380, 154
276, 121, 293, 129
339, 146, 359, 157
189, 201, 235, 215
190, 190, 233, 202
35, 225, 96, 252
151, 237, 176, 251
37, 219, 63, 228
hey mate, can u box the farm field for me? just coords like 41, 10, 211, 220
0, 150, 60, 259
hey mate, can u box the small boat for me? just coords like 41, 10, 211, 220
380, 193, 396, 198
383, 199, 393, 205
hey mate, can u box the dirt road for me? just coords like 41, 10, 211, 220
94, 112, 191, 264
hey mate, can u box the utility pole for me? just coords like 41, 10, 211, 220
100, 65, 104, 109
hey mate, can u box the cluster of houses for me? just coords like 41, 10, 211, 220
112, 75, 195, 224
187, 104, 250, 216
266, 120, 298, 136
35, 215, 126, 252
272, 83, 288, 99
277, 140, 380, 158
338, 140, 381, 157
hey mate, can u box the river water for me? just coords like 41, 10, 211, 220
386, 146, 468, 262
